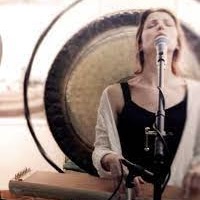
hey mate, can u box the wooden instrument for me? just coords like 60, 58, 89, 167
9, 170, 200, 200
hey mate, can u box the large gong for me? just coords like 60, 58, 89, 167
44, 10, 200, 176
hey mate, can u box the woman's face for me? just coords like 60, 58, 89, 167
141, 11, 178, 54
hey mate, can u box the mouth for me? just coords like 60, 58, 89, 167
155, 33, 167, 39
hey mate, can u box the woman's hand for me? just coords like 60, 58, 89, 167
101, 153, 125, 196
132, 176, 145, 197
101, 154, 145, 198
183, 164, 200, 197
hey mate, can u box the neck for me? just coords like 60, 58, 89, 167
141, 52, 177, 87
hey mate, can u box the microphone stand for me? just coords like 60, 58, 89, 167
122, 52, 168, 200
122, 37, 169, 200
153, 50, 167, 200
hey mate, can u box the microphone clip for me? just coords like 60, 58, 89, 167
121, 159, 154, 184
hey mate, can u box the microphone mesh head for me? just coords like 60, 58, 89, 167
154, 35, 169, 46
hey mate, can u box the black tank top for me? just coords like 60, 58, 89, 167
117, 82, 187, 177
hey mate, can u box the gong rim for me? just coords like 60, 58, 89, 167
44, 10, 141, 175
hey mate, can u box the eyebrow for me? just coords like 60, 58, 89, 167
148, 18, 174, 23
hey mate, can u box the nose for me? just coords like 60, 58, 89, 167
157, 22, 165, 31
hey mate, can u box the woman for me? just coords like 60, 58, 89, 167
92, 8, 200, 198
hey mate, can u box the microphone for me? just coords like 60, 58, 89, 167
121, 159, 154, 182
154, 35, 169, 66
154, 35, 169, 55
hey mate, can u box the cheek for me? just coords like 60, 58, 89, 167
141, 33, 155, 50
168, 36, 178, 50
168, 31, 178, 46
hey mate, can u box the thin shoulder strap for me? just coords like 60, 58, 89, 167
120, 82, 132, 102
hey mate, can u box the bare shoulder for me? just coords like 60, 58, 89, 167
106, 84, 121, 98
106, 83, 124, 114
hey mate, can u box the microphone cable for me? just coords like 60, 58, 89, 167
152, 123, 169, 156
23, 0, 84, 173
152, 123, 171, 191
106, 87, 171, 200
161, 170, 171, 193
153, 86, 171, 192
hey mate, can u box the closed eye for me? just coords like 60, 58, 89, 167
164, 19, 175, 27
146, 21, 157, 29
146, 24, 155, 29
145, 19, 175, 29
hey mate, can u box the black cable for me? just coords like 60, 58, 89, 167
152, 123, 170, 155
153, 121, 171, 192
161, 170, 171, 193
157, 86, 166, 110
23, 0, 84, 173
154, 86, 172, 193
106, 87, 169, 200
106, 160, 124, 200
153, 85, 170, 155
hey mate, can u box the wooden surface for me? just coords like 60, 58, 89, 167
0, 190, 53, 200
8, 170, 200, 200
